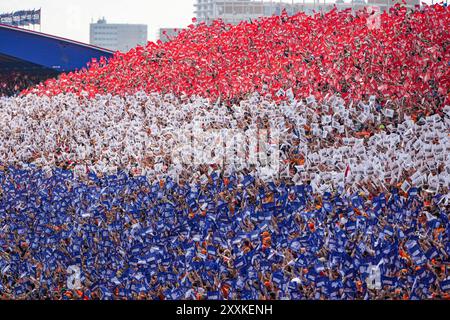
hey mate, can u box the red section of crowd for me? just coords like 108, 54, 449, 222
24, 5, 449, 109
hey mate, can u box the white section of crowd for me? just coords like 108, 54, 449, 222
0, 92, 449, 195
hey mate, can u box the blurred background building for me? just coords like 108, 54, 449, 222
159, 0, 420, 42
194, 0, 421, 25
158, 27, 183, 43
90, 18, 148, 52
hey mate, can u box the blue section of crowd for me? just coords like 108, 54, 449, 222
0, 166, 448, 299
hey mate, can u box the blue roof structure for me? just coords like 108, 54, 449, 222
0, 23, 114, 73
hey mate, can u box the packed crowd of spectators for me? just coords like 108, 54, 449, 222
0, 72, 53, 97
24, 5, 449, 111
0, 166, 448, 300
0, 5, 448, 300
0, 93, 449, 195
0, 92, 448, 300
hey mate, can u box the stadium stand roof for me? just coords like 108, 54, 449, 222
0, 23, 114, 73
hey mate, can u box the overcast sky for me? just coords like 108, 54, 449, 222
0, 0, 196, 42
0, 0, 438, 43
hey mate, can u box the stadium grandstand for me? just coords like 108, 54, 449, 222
0, 23, 113, 97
